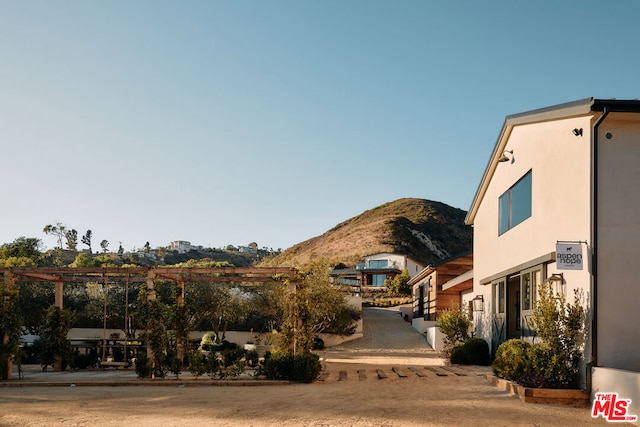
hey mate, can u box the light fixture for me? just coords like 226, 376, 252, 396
472, 295, 484, 312
572, 128, 583, 137
547, 273, 565, 296
498, 150, 514, 163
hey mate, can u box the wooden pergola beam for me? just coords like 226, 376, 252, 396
1, 267, 298, 284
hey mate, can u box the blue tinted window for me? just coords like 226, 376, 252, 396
499, 171, 532, 234
371, 274, 386, 286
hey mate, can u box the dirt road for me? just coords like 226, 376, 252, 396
0, 307, 617, 426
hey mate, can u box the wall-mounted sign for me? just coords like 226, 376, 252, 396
556, 243, 583, 270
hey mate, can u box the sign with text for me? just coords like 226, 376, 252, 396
556, 243, 584, 270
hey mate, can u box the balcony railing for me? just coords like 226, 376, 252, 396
356, 260, 398, 270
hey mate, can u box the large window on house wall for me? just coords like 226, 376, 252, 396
499, 170, 532, 235
371, 274, 386, 287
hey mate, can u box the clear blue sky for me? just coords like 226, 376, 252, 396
2, 1, 639, 252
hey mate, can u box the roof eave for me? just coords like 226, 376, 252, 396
465, 97, 597, 225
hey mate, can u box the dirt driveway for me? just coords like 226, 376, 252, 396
0, 307, 618, 426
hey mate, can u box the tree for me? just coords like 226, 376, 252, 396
385, 269, 411, 295
303, 261, 361, 336
0, 237, 42, 261
0, 276, 21, 379
81, 230, 92, 253
65, 229, 78, 251
100, 240, 109, 253
276, 260, 361, 355
38, 305, 73, 370
43, 223, 67, 249
69, 252, 99, 268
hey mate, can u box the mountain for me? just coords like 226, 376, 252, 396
262, 198, 473, 268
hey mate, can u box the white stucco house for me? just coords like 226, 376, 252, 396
167, 240, 197, 253
355, 252, 424, 288
465, 97, 640, 421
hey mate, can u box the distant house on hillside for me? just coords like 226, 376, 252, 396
330, 253, 424, 291
168, 240, 197, 254
238, 246, 258, 255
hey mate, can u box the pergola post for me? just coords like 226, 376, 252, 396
176, 279, 185, 363
53, 279, 63, 372
146, 272, 156, 378
2, 272, 13, 379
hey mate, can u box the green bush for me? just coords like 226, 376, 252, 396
261, 352, 322, 383
292, 353, 322, 383
492, 339, 531, 381
70, 352, 93, 370
222, 344, 245, 368
312, 336, 325, 350
245, 349, 259, 368
516, 343, 552, 388
450, 338, 490, 365
437, 307, 471, 358
262, 352, 294, 380
529, 283, 585, 389
206, 353, 221, 378
135, 352, 151, 378
188, 350, 207, 378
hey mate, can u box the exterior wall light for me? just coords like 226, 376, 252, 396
472, 295, 484, 312
498, 150, 514, 163
547, 273, 565, 296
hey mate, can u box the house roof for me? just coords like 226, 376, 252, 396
464, 97, 640, 225
441, 269, 473, 292
408, 250, 473, 285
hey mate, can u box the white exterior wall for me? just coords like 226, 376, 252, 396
596, 116, 640, 373
472, 116, 594, 355
404, 257, 424, 279
364, 253, 423, 279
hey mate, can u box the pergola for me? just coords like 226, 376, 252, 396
1, 266, 300, 378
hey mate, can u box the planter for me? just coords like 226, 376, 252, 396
487, 375, 590, 407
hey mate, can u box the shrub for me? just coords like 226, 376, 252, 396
262, 352, 294, 380
245, 349, 259, 368
312, 336, 325, 350
450, 338, 490, 365
261, 352, 322, 383
492, 339, 531, 382
437, 307, 471, 358
135, 352, 151, 378
70, 352, 93, 370
516, 343, 552, 388
222, 344, 245, 368
292, 353, 322, 383
206, 353, 221, 378
188, 350, 207, 378
529, 283, 585, 389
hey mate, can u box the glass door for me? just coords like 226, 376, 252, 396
491, 278, 506, 356
520, 267, 541, 344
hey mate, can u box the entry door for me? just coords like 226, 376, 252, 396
491, 278, 506, 356
507, 276, 520, 340
520, 267, 541, 344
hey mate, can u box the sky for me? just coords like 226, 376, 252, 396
2, 1, 640, 252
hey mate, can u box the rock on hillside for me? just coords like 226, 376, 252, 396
263, 198, 472, 268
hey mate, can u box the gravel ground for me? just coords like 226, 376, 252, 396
0, 307, 620, 426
